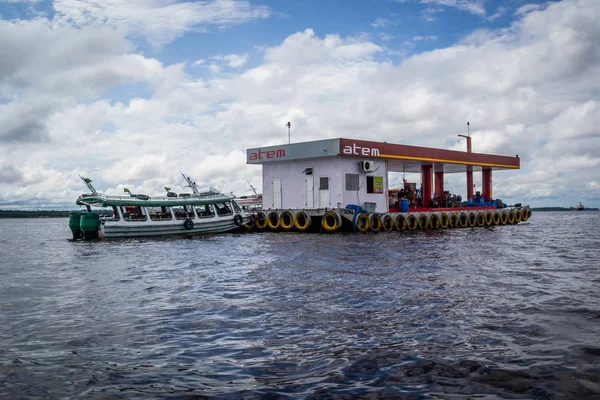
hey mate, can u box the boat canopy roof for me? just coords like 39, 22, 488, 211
76, 192, 235, 208
76, 172, 235, 208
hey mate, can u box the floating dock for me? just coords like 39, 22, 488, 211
246, 205, 531, 233
244, 136, 530, 233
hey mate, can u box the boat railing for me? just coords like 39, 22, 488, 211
80, 193, 233, 202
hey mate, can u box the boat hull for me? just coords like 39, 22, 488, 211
101, 217, 248, 238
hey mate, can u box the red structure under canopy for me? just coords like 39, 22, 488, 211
338, 138, 520, 208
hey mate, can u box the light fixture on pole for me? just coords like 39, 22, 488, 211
458, 121, 472, 153
286, 121, 291, 144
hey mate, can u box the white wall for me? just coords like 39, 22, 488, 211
340, 158, 388, 212
262, 157, 341, 209
262, 156, 388, 212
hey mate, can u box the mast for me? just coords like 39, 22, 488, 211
180, 172, 200, 196
246, 180, 258, 196
79, 175, 98, 195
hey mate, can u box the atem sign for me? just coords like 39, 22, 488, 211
248, 148, 286, 161
340, 141, 381, 157
247, 139, 339, 164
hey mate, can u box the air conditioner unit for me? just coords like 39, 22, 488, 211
359, 160, 375, 172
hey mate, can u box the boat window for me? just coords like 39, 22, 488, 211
215, 202, 233, 216
160, 206, 172, 220
147, 206, 172, 221
173, 205, 195, 220
232, 201, 242, 213
195, 204, 215, 218
121, 206, 147, 221
112, 206, 120, 220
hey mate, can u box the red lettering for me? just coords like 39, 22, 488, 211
248, 148, 286, 161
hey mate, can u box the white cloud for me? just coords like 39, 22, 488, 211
265, 29, 382, 66
51, 0, 271, 48
0, 19, 131, 85
421, 6, 445, 22
420, 0, 485, 16
211, 53, 249, 68
515, 3, 544, 16
413, 35, 438, 41
225, 53, 249, 68
0, 18, 166, 147
487, 6, 506, 21
371, 18, 390, 28
1, 0, 600, 209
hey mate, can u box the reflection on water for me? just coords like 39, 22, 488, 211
1, 212, 599, 399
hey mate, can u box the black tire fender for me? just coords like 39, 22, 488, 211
233, 214, 244, 226
243, 214, 256, 229
184, 218, 194, 230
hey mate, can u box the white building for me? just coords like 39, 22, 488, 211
247, 138, 387, 212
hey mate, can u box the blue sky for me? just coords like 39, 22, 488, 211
0, 0, 598, 209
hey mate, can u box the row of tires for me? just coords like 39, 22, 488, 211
352, 207, 531, 233
248, 207, 531, 233
249, 210, 315, 231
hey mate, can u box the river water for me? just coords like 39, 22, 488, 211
0, 212, 599, 399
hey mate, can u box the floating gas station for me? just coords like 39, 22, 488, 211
245, 137, 528, 232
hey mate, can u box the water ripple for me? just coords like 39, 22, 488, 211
0, 213, 599, 399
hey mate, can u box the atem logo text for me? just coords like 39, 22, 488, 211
342, 143, 380, 157
249, 149, 286, 160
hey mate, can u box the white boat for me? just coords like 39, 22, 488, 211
70, 173, 254, 239
235, 181, 262, 211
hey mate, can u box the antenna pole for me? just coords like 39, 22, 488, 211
286, 121, 291, 144
458, 122, 472, 153
79, 175, 97, 195
246, 180, 258, 196
180, 171, 200, 195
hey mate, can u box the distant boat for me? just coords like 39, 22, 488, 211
235, 181, 262, 211
570, 202, 584, 211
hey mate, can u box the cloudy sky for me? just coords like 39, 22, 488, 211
0, 0, 598, 209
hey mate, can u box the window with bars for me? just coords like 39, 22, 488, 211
345, 173, 359, 191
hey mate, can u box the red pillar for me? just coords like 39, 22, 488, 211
434, 171, 444, 203
421, 165, 432, 208
482, 168, 492, 201
466, 166, 474, 201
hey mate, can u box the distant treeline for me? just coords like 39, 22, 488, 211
0, 210, 112, 218
531, 207, 574, 211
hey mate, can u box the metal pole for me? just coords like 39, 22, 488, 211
286, 122, 291, 144
458, 123, 474, 201
458, 122, 472, 153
